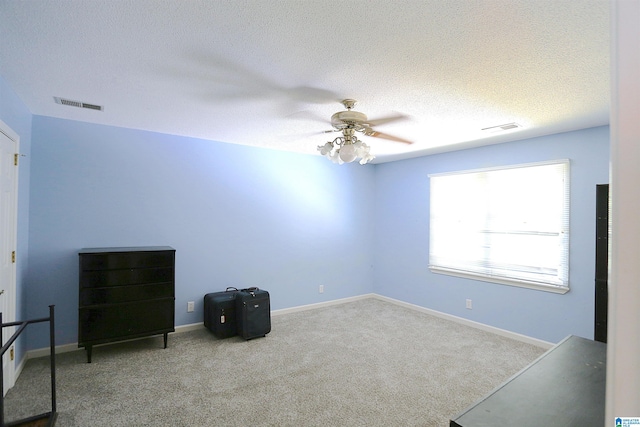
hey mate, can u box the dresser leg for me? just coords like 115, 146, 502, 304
86, 346, 92, 363
163, 333, 168, 349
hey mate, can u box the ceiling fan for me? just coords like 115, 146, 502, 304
316, 99, 412, 165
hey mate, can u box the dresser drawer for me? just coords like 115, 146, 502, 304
80, 266, 174, 287
80, 282, 174, 305
80, 250, 174, 271
79, 298, 175, 344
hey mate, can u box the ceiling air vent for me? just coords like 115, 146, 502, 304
481, 122, 521, 133
54, 97, 103, 111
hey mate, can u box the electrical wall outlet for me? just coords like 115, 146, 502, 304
187, 301, 195, 312
319, 285, 324, 294
466, 299, 472, 309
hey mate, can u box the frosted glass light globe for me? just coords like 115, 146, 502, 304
318, 142, 333, 156
338, 144, 357, 163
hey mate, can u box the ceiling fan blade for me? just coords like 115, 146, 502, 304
286, 110, 330, 123
288, 86, 340, 104
282, 129, 337, 142
364, 113, 409, 127
367, 130, 413, 144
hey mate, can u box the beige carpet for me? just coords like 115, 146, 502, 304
4, 298, 545, 426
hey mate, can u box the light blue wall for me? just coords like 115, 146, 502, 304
373, 126, 610, 343
2, 71, 611, 351
0, 75, 32, 362
26, 116, 375, 349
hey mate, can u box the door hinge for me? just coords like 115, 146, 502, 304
14, 153, 18, 166
10, 347, 14, 361
11, 251, 15, 263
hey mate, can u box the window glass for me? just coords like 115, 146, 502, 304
429, 160, 570, 293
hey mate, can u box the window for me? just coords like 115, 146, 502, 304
429, 160, 570, 293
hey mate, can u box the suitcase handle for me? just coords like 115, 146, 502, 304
241, 287, 259, 292
226, 287, 239, 292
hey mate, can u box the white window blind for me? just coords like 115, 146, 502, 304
429, 160, 570, 293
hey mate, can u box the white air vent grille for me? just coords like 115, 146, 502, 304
54, 97, 103, 111
481, 122, 521, 133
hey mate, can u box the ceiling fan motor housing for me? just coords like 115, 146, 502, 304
331, 110, 368, 130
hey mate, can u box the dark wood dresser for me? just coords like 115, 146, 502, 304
78, 246, 175, 363
450, 335, 606, 427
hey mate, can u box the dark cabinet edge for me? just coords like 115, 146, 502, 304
79, 246, 175, 254
80, 280, 175, 290
78, 328, 175, 348
78, 296, 176, 309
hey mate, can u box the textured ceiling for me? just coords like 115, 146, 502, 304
0, 0, 610, 163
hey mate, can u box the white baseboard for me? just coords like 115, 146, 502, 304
271, 293, 375, 317
24, 292, 552, 362
372, 294, 554, 350
27, 342, 82, 359
175, 322, 206, 333
14, 354, 27, 382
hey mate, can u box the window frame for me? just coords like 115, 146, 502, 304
428, 159, 570, 294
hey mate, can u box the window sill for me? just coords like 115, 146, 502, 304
429, 267, 570, 294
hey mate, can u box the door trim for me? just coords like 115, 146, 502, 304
0, 118, 19, 393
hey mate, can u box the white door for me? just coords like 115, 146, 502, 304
0, 120, 18, 394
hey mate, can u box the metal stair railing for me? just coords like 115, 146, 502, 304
0, 305, 56, 427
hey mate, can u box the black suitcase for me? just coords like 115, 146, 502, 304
236, 287, 271, 340
204, 287, 239, 338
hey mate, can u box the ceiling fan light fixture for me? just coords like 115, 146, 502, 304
314, 100, 409, 165
317, 137, 375, 165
